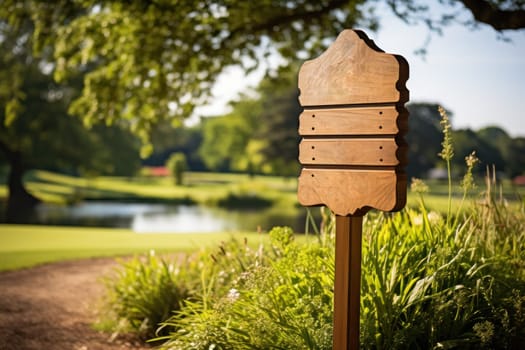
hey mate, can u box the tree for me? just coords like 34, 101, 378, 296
0, 60, 142, 221
144, 123, 205, 171
385, 0, 525, 31
0, 59, 142, 221
199, 100, 260, 173
405, 103, 445, 178
199, 67, 301, 176
3, 0, 523, 151
0, 9, 143, 221
2, 0, 523, 216
507, 137, 525, 177
256, 67, 302, 177
452, 128, 505, 174
478, 126, 525, 177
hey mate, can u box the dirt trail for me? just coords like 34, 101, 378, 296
0, 258, 150, 350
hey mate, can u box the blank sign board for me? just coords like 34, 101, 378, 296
297, 30, 409, 216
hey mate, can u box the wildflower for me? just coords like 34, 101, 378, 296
473, 321, 494, 346
427, 211, 442, 225
410, 178, 429, 194
412, 214, 423, 226
461, 151, 478, 192
227, 288, 240, 302
438, 106, 454, 162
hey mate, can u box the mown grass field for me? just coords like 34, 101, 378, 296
0, 225, 274, 271
19, 170, 298, 208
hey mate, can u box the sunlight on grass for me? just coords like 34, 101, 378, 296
22, 170, 299, 207
0, 224, 269, 271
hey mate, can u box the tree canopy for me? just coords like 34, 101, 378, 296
2, 0, 524, 154
0, 10, 142, 221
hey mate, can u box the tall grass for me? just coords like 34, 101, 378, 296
101, 251, 196, 340
99, 108, 525, 349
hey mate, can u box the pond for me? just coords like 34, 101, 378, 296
25, 201, 317, 233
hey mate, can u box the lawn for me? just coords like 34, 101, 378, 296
19, 170, 299, 208
0, 224, 270, 272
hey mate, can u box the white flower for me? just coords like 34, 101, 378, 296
413, 214, 423, 226
427, 211, 442, 225
227, 288, 240, 302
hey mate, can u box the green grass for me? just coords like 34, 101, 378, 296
0, 224, 269, 271
17, 170, 298, 207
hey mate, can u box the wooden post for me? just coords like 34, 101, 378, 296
334, 215, 362, 350
296, 29, 409, 350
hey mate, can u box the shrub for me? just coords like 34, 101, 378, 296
156, 226, 334, 349
101, 251, 195, 340
215, 192, 273, 209
166, 153, 188, 186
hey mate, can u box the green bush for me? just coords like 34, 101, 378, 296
215, 191, 273, 209
156, 226, 334, 349
166, 152, 188, 186
101, 251, 196, 340
361, 202, 525, 349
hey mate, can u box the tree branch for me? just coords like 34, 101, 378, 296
251, 0, 348, 33
228, 0, 348, 41
460, 0, 525, 30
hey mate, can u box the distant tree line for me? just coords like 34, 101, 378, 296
406, 104, 525, 179
145, 68, 525, 180
143, 74, 525, 181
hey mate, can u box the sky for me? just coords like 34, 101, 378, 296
195, 5, 525, 138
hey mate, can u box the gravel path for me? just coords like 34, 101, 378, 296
0, 258, 151, 350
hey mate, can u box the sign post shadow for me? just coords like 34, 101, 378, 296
297, 29, 409, 349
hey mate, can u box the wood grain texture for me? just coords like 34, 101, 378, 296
297, 29, 409, 216
299, 138, 399, 166
298, 29, 408, 107
299, 106, 400, 136
298, 168, 407, 216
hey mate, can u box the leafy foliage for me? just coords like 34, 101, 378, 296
102, 186, 525, 349
405, 103, 445, 178
101, 251, 196, 339
156, 227, 335, 350
199, 67, 301, 176
1, 0, 373, 152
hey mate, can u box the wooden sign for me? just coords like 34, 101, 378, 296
297, 29, 409, 350
297, 29, 409, 217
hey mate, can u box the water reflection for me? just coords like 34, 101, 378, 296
28, 201, 312, 233
132, 206, 239, 233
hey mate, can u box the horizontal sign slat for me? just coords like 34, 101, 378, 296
298, 168, 407, 216
299, 106, 399, 136
299, 138, 399, 166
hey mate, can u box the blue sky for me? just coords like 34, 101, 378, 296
196, 8, 525, 138
375, 8, 525, 138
